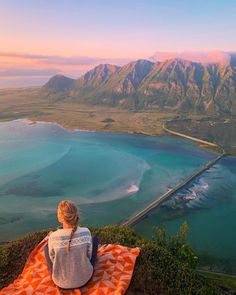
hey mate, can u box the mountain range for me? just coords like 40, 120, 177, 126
43, 55, 236, 115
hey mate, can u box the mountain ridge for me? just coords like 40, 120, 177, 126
43, 57, 236, 115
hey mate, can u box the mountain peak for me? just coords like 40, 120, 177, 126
83, 63, 120, 81
101, 59, 154, 94
124, 59, 154, 68
43, 75, 75, 92
74, 63, 120, 90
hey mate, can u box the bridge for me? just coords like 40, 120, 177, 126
122, 153, 226, 227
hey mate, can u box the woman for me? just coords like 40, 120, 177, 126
44, 200, 98, 290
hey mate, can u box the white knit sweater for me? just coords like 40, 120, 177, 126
48, 227, 93, 289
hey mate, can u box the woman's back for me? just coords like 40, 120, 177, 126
48, 226, 93, 289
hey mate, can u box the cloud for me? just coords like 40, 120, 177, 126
0, 68, 59, 77
0, 51, 133, 87
150, 51, 232, 65
0, 52, 131, 66
0, 76, 50, 88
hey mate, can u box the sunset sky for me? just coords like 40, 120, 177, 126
1, 0, 236, 87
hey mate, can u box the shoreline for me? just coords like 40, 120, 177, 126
1, 116, 167, 137
30, 118, 225, 156
0, 117, 223, 155
162, 122, 224, 156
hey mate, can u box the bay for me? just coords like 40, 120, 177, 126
1, 119, 235, 274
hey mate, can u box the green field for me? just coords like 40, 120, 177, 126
0, 87, 177, 135
0, 87, 235, 155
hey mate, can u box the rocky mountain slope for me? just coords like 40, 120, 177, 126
43, 57, 236, 115
43, 75, 75, 93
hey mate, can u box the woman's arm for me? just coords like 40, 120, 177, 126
87, 236, 93, 260
87, 230, 93, 260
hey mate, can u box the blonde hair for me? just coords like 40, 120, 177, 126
57, 200, 79, 253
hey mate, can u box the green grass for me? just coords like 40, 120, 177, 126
197, 271, 236, 293
0, 87, 176, 135
0, 225, 223, 295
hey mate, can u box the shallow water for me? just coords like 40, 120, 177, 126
0, 119, 215, 240
135, 156, 236, 274
1, 119, 235, 274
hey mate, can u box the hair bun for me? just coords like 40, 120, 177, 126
58, 200, 79, 226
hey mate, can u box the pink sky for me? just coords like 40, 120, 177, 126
0, 52, 135, 87
0, 50, 235, 88
1, 1, 236, 87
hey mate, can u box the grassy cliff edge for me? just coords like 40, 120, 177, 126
0, 225, 228, 295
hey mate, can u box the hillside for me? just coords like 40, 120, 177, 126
0, 225, 225, 294
73, 64, 120, 92
43, 75, 76, 93
43, 57, 236, 115
166, 117, 236, 155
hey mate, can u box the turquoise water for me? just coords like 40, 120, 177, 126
135, 156, 236, 274
1, 119, 235, 274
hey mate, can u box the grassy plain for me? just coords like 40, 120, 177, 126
0, 87, 176, 135
167, 118, 236, 155
0, 87, 234, 156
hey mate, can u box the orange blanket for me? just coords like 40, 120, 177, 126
0, 238, 140, 295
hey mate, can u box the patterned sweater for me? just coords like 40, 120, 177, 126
48, 227, 93, 289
